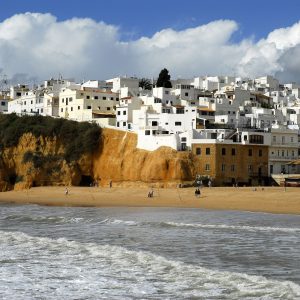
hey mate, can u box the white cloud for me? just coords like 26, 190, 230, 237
0, 12, 300, 83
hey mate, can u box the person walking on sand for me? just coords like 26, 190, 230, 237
65, 187, 69, 196
109, 180, 112, 188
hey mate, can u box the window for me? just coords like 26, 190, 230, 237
123, 122, 126, 126
231, 164, 235, 172
78, 106, 80, 110
248, 149, 252, 156
282, 150, 284, 157
185, 92, 188, 96
87, 105, 91, 109
69, 97, 73, 102
273, 136, 276, 142
71, 107, 73, 111
206, 148, 210, 155
1, 101, 5, 106
145, 130, 150, 135
61, 108, 63, 112
259, 149, 262, 157
31, 101, 33, 104
175, 121, 182, 126
107, 107, 111, 110
123, 111, 126, 115
117, 111, 120, 115
270, 165, 273, 174
86, 95, 90, 99
152, 121, 158, 126
291, 137, 294, 142
111, 97, 114, 100
205, 164, 210, 171
222, 148, 226, 155
94, 96, 98, 100
232, 148, 236, 156
221, 164, 225, 172
103, 97, 106, 100
292, 150, 295, 157
248, 165, 252, 172
196, 148, 201, 155
250, 135, 264, 144
116, 98, 119, 101
117, 122, 119, 127
165, 91, 169, 94
282, 136, 285, 143
41, 108, 43, 113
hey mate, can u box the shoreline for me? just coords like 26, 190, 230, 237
0, 186, 299, 215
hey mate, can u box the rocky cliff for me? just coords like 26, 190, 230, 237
0, 128, 197, 191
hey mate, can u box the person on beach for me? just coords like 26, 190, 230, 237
109, 180, 112, 188
65, 187, 69, 195
195, 188, 201, 197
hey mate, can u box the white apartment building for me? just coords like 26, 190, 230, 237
116, 96, 143, 130
59, 87, 119, 126
0, 94, 8, 113
107, 77, 139, 98
135, 103, 197, 151
9, 84, 30, 100
8, 90, 45, 115
269, 127, 300, 175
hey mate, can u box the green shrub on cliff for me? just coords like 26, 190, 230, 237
0, 114, 102, 161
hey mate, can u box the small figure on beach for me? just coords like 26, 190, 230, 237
65, 187, 69, 195
109, 180, 112, 188
195, 188, 201, 197
208, 180, 212, 188
147, 189, 154, 198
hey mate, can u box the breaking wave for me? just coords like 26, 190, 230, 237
0, 230, 299, 299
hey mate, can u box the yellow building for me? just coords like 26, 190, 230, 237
192, 142, 269, 186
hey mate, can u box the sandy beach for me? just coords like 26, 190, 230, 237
0, 186, 299, 215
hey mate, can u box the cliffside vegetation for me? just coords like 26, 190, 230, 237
0, 114, 101, 162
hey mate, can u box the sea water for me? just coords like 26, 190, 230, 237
0, 204, 299, 299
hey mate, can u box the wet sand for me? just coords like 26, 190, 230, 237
0, 186, 299, 215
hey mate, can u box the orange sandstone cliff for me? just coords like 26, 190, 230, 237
0, 128, 197, 191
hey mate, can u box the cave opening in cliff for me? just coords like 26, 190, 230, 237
9, 173, 17, 185
79, 175, 94, 186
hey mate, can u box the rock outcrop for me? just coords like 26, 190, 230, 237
0, 128, 197, 191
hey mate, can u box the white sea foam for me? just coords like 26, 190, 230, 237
4, 215, 87, 224
162, 221, 300, 233
0, 230, 299, 300
99, 218, 138, 226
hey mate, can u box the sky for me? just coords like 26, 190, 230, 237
1, 0, 300, 83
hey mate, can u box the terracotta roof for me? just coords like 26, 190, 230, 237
92, 110, 115, 116
197, 107, 215, 112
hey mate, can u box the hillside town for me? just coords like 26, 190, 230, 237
1, 70, 300, 186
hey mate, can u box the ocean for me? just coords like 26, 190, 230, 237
0, 203, 299, 299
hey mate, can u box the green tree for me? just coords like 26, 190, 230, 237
156, 68, 172, 88
139, 78, 152, 90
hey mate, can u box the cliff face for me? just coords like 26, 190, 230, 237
93, 129, 196, 187
0, 128, 197, 191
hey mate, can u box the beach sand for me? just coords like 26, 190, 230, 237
0, 186, 299, 215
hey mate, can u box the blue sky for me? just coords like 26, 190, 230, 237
1, 0, 300, 82
2, 0, 300, 41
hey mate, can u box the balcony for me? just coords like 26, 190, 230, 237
269, 156, 298, 161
